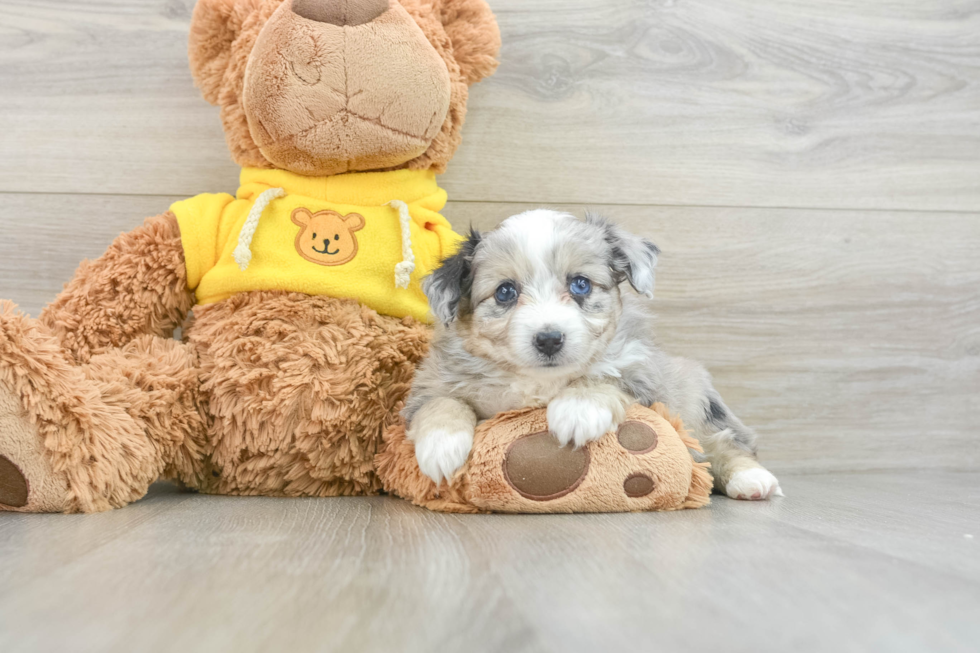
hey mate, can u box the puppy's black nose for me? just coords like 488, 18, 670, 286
534, 331, 565, 357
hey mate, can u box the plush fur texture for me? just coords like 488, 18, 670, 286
0, 302, 206, 512
40, 212, 193, 365
188, 292, 430, 497
377, 403, 713, 513
0, 285, 430, 512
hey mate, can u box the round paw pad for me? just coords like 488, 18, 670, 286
623, 473, 655, 498
617, 421, 658, 454
0, 455, 29, 508
503, 431, 590, 501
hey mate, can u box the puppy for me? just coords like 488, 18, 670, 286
403, 210, 782, 500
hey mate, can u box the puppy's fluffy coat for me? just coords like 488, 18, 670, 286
404, 210, 781, 500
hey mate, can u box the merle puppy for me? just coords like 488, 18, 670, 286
403, 210, 782, 500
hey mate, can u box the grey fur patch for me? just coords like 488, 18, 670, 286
423, 229, 482, 324
707, 397, 727, 424
586, 211, 659, 297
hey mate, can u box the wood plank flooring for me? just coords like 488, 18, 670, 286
0, 472, 977, 653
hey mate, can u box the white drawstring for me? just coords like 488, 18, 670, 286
388, 200, 415, 289
233, 187, 285, 271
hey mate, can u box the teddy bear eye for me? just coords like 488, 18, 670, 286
312, 232, 317, 239
334, 234, 340, 241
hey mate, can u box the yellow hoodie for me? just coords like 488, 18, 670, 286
170, 168, 462, 323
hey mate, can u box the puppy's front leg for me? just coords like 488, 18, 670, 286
547, 380, 631, 448
408, 397, 477, 484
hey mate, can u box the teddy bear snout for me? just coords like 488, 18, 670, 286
243, 0, 452, 176
291, 0, 389, 26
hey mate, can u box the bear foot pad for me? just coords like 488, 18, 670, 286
501, 420, 663, 502
471, 406, 705, 513
503, 431, 591, 501
377, 404, 713, 514
0, 455, 29, 508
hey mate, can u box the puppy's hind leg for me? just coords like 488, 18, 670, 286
694, 396, 783, 500
700, 432, 783, 501
407, 397, 477, 485
666, 358, 782, 500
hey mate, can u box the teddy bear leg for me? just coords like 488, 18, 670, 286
0, 302, 206, 513
80, 334, 210, 497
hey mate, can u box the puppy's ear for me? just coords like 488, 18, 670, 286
587, 212, 660, 297
424, 229, 482, 324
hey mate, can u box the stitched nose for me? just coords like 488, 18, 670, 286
534, 331, 565, 357
292, 0, 389, 26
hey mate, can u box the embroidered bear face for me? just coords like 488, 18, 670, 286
291, 208, 365, 266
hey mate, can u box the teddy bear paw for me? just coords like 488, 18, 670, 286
0, 387, 70, 513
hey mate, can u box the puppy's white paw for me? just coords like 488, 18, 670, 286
547, 395, 616, 448
726, 467, 783, 501
414, 429, 473, 485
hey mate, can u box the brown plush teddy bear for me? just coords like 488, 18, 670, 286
0, 0, 500, 513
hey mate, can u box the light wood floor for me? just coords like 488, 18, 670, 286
0, 0, 978, 650
0, 473, 977, 652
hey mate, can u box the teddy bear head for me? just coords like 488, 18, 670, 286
188, 0, 500, 176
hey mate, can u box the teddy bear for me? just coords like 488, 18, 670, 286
0, 0, 501, 513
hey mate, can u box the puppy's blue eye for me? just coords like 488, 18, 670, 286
494, 282, 518, 304
569, 276, 592, 296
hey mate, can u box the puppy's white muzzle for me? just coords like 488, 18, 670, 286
508, 301, 588, 370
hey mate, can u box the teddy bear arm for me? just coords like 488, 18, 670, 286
39, 211, 194, 365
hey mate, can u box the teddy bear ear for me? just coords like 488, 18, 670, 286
188, 0, 270, 105
437, 0, 501, 85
